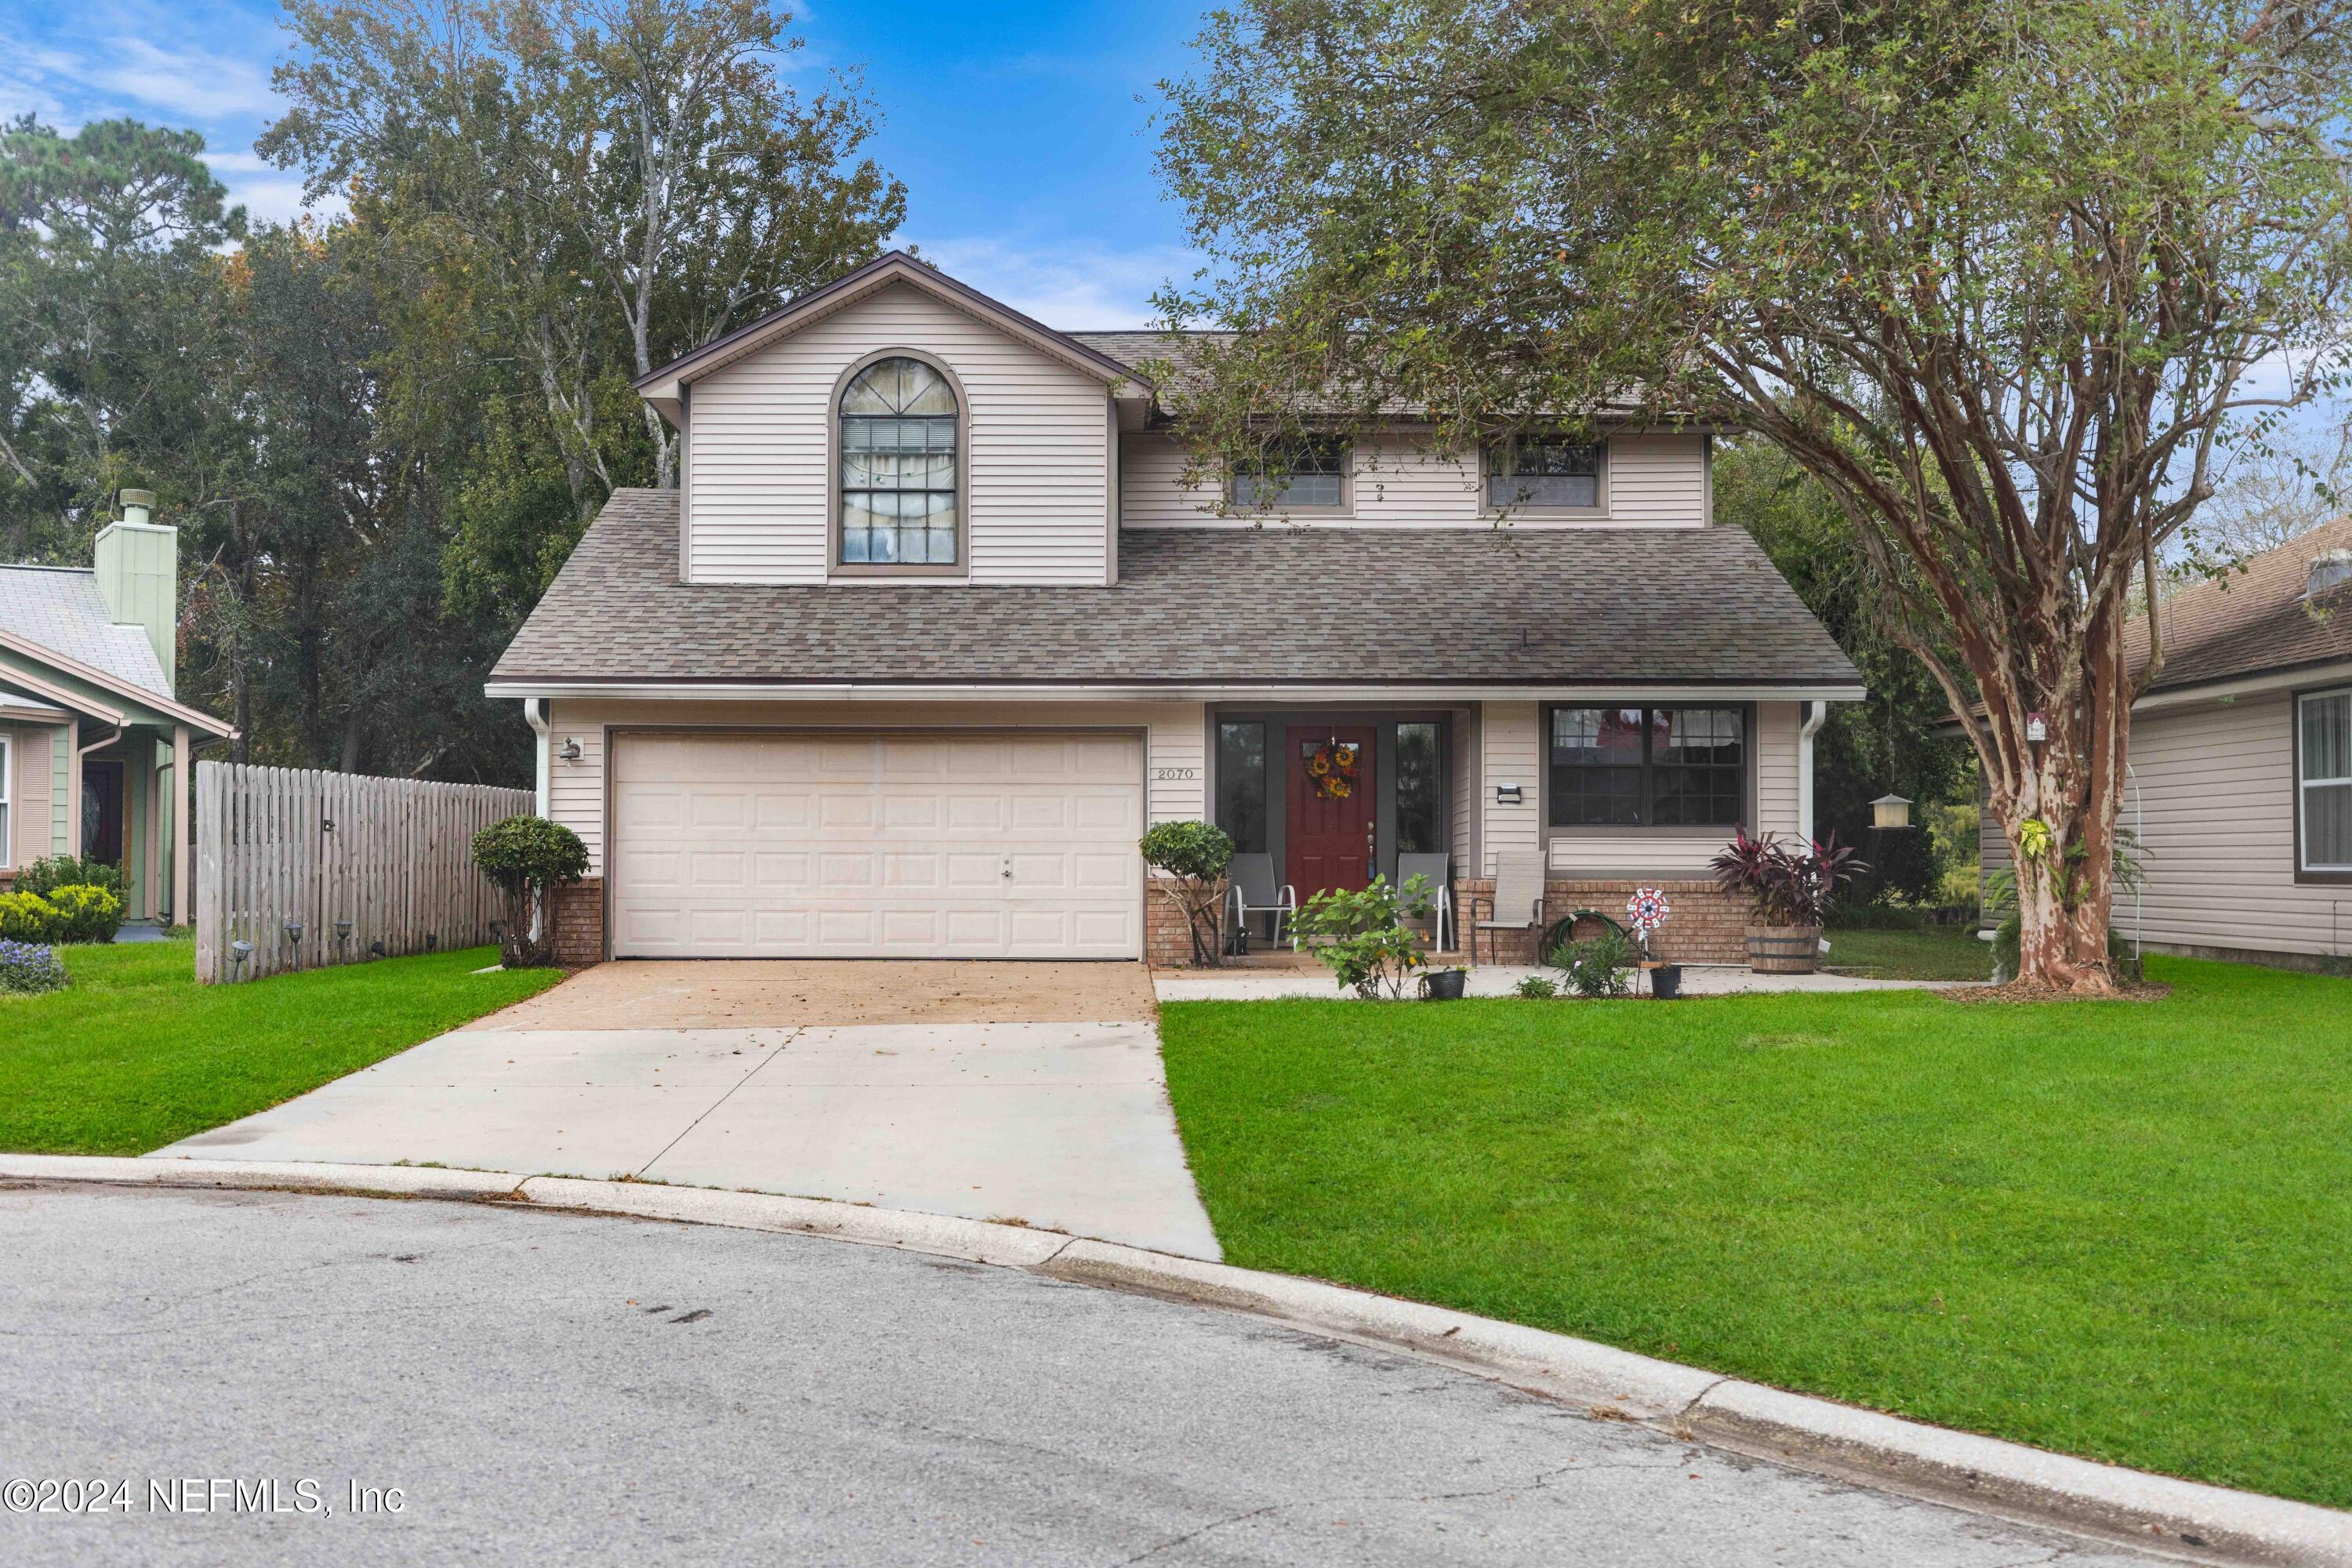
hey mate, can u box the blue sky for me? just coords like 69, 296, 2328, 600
1, 0, 1205, 326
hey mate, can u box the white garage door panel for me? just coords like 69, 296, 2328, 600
611, 731, 1145, 959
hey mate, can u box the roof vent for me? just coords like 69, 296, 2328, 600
2308, 548, 2352, 599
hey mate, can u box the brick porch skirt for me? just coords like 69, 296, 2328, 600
550, 877, 605, 967
1147, 877, 1228, 968
1454, 878, 1747, 965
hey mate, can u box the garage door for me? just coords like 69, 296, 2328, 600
609, 731, 1145, 959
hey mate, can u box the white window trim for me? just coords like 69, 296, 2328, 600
2297, 686, 2352, 875
0, 731, 12, 869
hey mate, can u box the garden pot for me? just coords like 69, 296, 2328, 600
1421, 967, 1468, 1001
1646, 963, 1682, 1000
1746, 925, 1822, 975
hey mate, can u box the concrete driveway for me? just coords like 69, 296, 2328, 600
152, 960, 1219, 1259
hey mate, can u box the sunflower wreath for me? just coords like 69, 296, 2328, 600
1306, 739, 1358, 800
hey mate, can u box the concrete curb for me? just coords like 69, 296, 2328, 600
9, 1155, 2347, 1566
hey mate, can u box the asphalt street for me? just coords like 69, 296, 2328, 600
0, 1182, 2169, 1567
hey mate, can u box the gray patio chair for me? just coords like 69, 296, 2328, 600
1225, 853, 1298, 951
1468, 849, 1548, 964
1394, 852, 1455, 953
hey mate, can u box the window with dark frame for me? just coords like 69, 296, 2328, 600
1230, 439, 1348, 510
1487, 438, 1602, 510
2299, 688, 2352, 872
1548, 706, 1745, 828
1215, 720, 1268, 854
1396, 722, 1444, 855
840, 356, 958, 565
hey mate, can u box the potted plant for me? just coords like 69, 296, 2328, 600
1710, 831, 1868, 975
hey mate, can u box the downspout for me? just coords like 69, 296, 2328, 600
523, 698, 551, 951
524, 699, 550, 818
1796, 700, 1827, 841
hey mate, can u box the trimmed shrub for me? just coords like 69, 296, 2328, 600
15, 855, 125, 898
45, 884, 124, 944
0, 891, 64, 943
470, 815, 590, 967
0, 939, 66, 994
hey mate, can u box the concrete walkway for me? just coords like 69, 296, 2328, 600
152, 960, 1219, 1259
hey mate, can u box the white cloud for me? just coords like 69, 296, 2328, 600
907, 234, 1203, 328
105, 35, 281, 121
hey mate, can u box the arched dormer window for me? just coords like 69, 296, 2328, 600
837, 354, 962, 571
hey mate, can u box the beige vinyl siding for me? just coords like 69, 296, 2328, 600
1601, 435, 1709, 526
5, 724, 54, 871
2118, 694, 2352, 960
1978, 775, 2013, 913
1543, 701, 1802, 876
1478, 701, 1542, 874
686, 281, 1112, 585
1119, 431, 1711, 529
545, 699, 1206, 878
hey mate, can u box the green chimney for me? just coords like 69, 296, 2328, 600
93, 488, 176, 691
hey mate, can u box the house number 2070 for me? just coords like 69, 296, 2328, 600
1154, 767, 1197, 781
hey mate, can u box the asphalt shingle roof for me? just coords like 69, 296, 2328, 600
2126, 515, 2352, 692
0, 564, 171, 701
493, 490, 1858, 689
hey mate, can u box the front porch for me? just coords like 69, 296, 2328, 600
1144, 699, 1810, 969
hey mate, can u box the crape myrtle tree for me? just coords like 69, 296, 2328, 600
1152, 0, 2352, 993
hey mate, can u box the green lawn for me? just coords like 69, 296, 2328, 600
0, 938, 562, 1156
1823, 924, 1993, 981
1158, 957, 2352, 1508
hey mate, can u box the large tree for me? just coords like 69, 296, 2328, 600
1153, 0, 2352, 992
262, 0, 906, 503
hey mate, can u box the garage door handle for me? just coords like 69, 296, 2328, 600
1001, 854, 1013, 880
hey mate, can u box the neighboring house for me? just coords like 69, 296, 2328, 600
1977, 517, 2352, 972
0, 492, 233, 925
489, 252, 1862, 965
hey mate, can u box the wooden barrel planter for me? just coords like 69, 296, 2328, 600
1745, 925, 1822, 975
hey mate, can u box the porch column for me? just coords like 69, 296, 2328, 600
172, 724, 191, 927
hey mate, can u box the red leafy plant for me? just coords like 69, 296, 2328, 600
1710, 831, 1869, 928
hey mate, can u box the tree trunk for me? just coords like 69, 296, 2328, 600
1980, 644, 2131, 994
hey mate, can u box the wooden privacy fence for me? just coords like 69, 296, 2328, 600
194, 761, 533, 983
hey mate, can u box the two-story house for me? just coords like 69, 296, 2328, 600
490, 253, 1862, 965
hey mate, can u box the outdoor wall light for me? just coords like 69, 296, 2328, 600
283, 920, 304, 945
559, 736, 585, 762
1871, 793, 1914, 830
1494, 783, 1524, 805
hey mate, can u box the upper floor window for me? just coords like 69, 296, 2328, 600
1231, 439, 1348, 510
1549, 706, 1744, 827
1489, 438, 1602, 510
840, 355, 960, 568
2299, 688, 2352, 876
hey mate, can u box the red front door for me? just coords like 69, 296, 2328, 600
1286, 726, 1377, 898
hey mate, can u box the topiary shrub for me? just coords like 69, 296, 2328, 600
0, 891, 64, 943
470, 815, 590, 968
0, 939, 66, 994
1138, 820, 1236, 967
15, 855, 125, 898
42, 884, 123, 944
